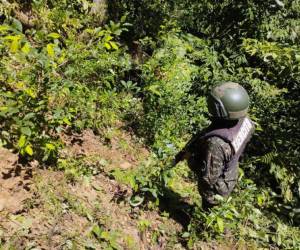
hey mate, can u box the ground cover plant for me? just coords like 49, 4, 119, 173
0, 0, 299, 249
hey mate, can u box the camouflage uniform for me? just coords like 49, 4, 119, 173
188, 137, 237, 204
185, 117, 254, 208
175, 82, 254, 208
187, 136, 234, 206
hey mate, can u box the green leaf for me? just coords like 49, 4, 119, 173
48, 33, 60, 39
12, 18, 23, 32
25, 145, 33, 156
98, 30, 105, 37
46, 44, 55, 57
10, 37, 20, 53
105, 35, 113, 42
110, 41, 119, 50
129, 176, 138, 191
0, 25, 10, 32
92, 224, 103, 238
100, 231, 110, 240
0, 107, 8, 112
104, 42, 111, 50
257, 194, 264, 206
214, 194, 224, 202
63, 117, 71, 126
25, 88, 37, 98
45, 143, 55, 150
18, 135, 26, 148
82, 0, 89, 10
120, 15, 127, 23
147, 85, 161, 96
21, 127, 31, 136
21, 42, 31, 54
182, 232, 190, 238
216, 217, 224, 233
129, 195, 144, 207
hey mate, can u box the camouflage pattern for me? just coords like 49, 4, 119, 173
187, 136, 237, 207
177, 83, 253, 209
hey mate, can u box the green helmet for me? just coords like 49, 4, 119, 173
207, 82, 250, 120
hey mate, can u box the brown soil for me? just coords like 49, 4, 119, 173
0, 148, 32, 214
0, 130, 182, 249
60, 129, 148, 171
0, 130, 238, 250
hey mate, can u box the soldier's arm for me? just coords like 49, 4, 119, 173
202, 137, 232, 185
174, 133, 201, 164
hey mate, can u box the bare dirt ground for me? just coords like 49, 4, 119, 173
0, 147, 32, 214
0, 130, 184, 249
0, 130, 236, 250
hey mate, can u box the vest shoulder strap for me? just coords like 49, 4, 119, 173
201, 117, 254, 154
231, 117, 254, 153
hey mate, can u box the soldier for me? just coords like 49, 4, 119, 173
175, 82, 255, 209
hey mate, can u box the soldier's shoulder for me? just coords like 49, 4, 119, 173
206, 136, 232, 156
206, 136, 229, 146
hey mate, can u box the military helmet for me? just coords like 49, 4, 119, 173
207, 82, 250, 120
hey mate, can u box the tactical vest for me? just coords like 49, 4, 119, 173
201, 117, 255, 178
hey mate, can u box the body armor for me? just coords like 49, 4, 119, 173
186, 116, 255, 203
201, 117, 255, 177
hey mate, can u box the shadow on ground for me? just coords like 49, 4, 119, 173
158, 187, 196, 230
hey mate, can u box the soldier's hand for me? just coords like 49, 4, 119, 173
183, 152, 191, 160
174, 151, 191, 166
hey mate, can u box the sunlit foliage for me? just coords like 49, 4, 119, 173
0, 0, 299, 248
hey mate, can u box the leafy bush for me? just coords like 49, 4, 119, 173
135, 33, 208, 150
107, 0, 300, 247
1, 0, 299, 248
0, 3, 133, 161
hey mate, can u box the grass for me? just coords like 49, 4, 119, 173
1, 128, 299, 249
0, 129, 186, 249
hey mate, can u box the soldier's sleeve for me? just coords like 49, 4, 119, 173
202, 137, 232, 185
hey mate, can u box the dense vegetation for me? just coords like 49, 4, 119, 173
0, 0, 299, 248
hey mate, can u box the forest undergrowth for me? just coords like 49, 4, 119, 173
0, 0, 299, 249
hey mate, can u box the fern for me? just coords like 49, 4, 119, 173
259, 152, 278, 165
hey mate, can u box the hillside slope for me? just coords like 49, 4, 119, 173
1, 1, 299, 249
0, 130, 169, 249
0, 129, 237, 249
